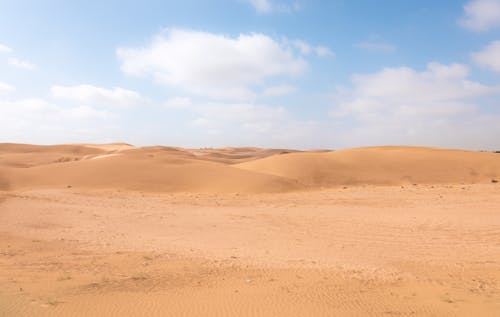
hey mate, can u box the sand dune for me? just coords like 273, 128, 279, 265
188, 147, 298, 164
238, 146, 500, 186
0, 144, 301, 193
0, 143, 106, 168
1, 143, 500, 316
78, 142, 135, 152
1, 144, 499, 193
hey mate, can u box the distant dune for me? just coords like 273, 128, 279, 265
237, 146, 500, 187
0, 143, 499, 193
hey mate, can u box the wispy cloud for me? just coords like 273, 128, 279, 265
0, 43, 12, 53
0, 82, 15, 93
248, 0, 272, 13
292, 40, 334, 57
247, 0, 300, 14
163, 97, 321, 147
51, 84, 146, 107
8, 57, 37, 70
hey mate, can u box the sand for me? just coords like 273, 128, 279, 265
0, 143, 499, 316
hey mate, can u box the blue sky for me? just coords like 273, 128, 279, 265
1, 0, 500, 149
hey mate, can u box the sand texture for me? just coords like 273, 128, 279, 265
0, 144, 499, 316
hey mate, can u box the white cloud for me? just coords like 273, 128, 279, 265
0, 82, 15, 93
193, 102, 287, 124
163, 96, 194, 109
292, 39, 312, 54
336, 63, 497, 107
247, 0, 300, 14
472, 40, 500, 72
185, 100, 289, 137
330, 62, 500, 149
0, 43, 12, 53
8, 57, 36, 70
262, 84, 297, 97
0, 98, 109, 121
460, 0, 500, 31
315, 46, 334, 57
117, 29, 307, 101
292, 40, 334, 57
163, 97, 321, 147
355, 42, 396, 53
0, 98, 114, 143
164, 97, 287, 123
191, 117, 212, 128
51, 84, 145, 107
248, 0, 273, 13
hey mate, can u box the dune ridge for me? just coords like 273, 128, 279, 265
0, 143, 499, 193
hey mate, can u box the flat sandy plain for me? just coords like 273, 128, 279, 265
0, 143, 499, 316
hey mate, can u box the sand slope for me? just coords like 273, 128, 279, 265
237, 146, 500, 186
1, 144, 499, 193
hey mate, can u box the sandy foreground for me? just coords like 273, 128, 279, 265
1, 144, 500, 316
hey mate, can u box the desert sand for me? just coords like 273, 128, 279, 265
1, 143, 499, 316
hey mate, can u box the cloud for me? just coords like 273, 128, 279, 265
164, 97, 287, 123
0, 98, 114, 143
472, 40, 500, 72
0, 98, 110, 121
177, 99, 289, 137
163, 96, 194, 109
459, 0, 500, 31
292, 40, 334, 57
0, 43, 12, 53
163, 97, 321, 147
51, 84, 145, 107
355, 42, 396, 53
0, 82, 15, 93
262, 84, 297, 97
330, 62, 500, 149
8, 57, 36, 70
247, 0, 300, 14
315, 46, 334, 57
248, 0, 272, 13
117, 29, 308, 101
